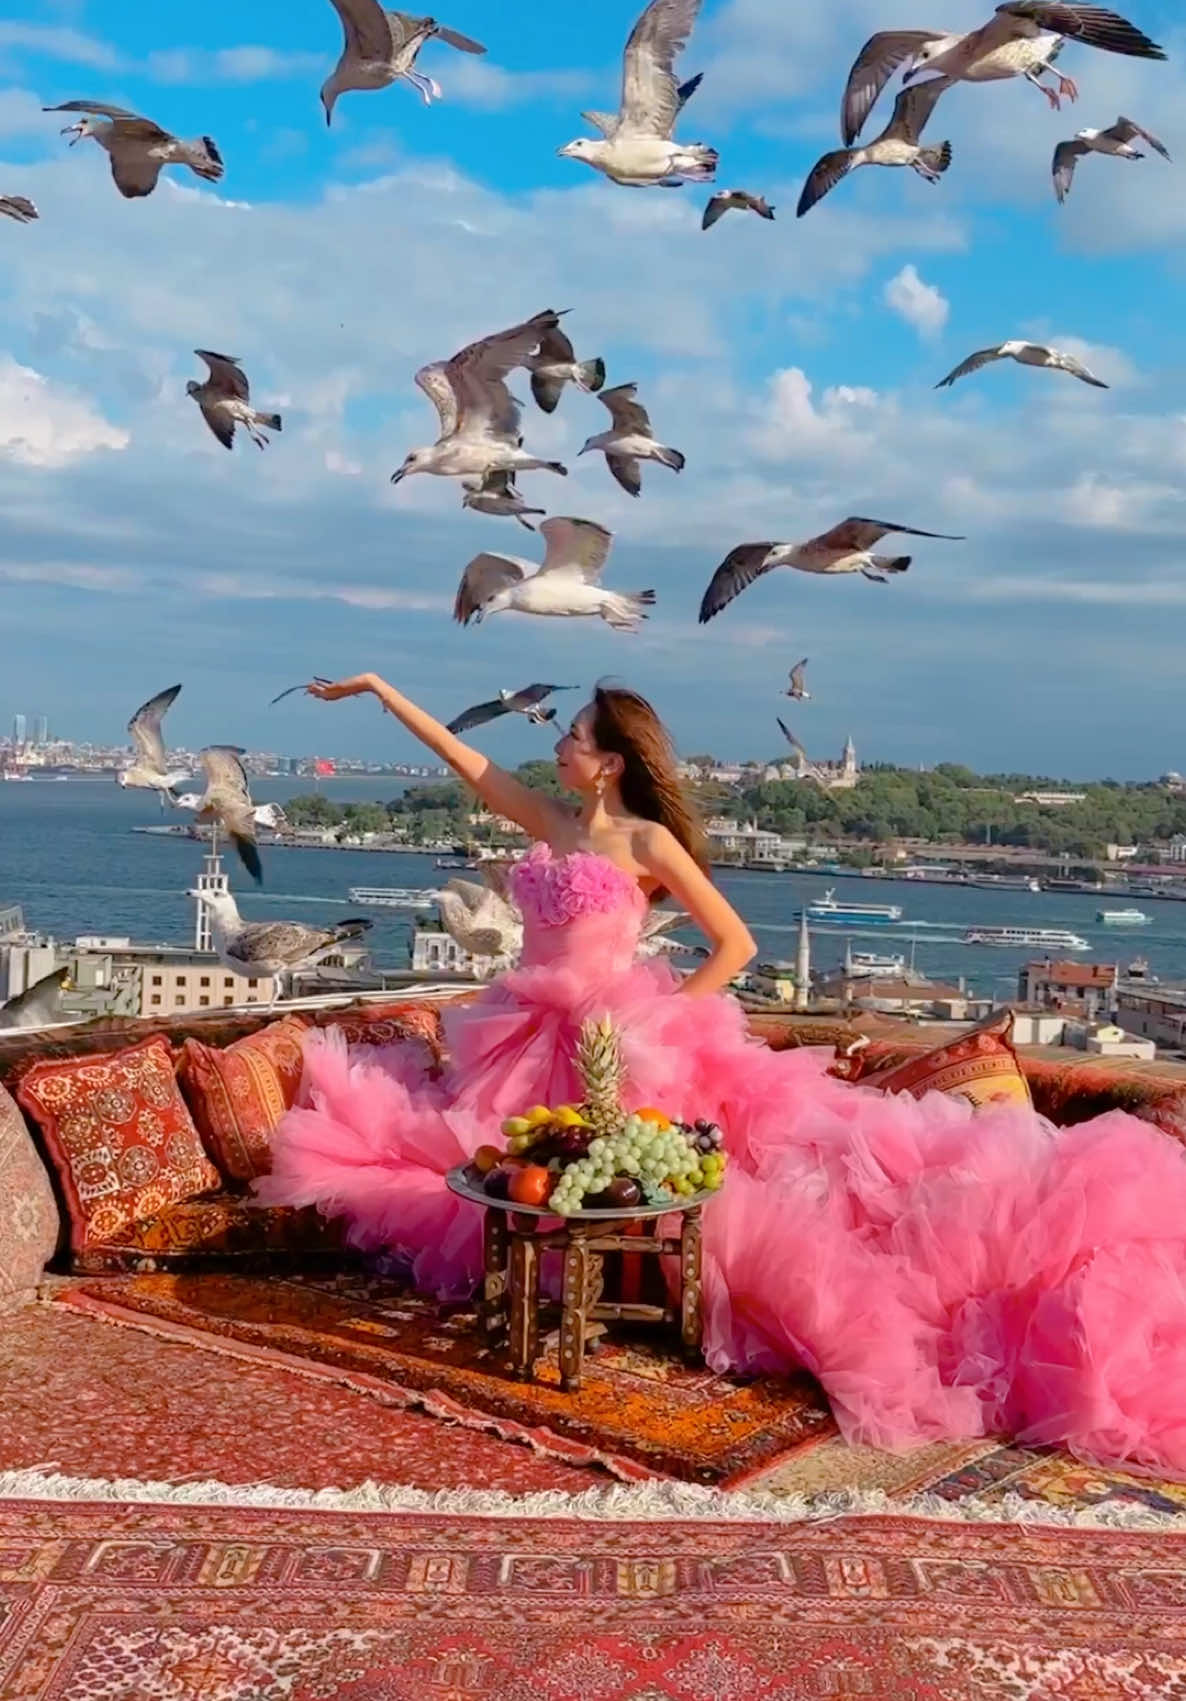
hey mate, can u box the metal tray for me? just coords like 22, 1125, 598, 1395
445, 1163, 716, 1221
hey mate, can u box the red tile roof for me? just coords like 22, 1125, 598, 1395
1025, 961, 1118, 987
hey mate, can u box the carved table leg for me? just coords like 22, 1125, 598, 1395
508, 1232, 540, 1381
481, 1207, 508, 1348
680, 1207, 703, 1362
559, 1236, 591, 1392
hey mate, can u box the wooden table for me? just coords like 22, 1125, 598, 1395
446, 1165, 710, 1392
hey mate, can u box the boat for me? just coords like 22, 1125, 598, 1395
434, 857, 469, 869
1097, 907, 1151, 926
844, 950, 907, 978
803, 888, 903, 925
971, 874, 1041, 892
963, 925, 1090, 951
348, 886, 441, 909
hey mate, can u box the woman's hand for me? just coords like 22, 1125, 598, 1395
305, 674, 378, 703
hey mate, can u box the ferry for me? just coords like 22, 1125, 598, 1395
963, 925, 1090, 951
1097, 907, 1151, 926
846, 950, 907, 978
971, 874, 1042, 893
803, 889, 903, 926
347, 886, 441, 909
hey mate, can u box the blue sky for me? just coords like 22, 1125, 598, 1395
1, 0, 1184, 777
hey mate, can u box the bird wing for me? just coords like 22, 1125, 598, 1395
1055, 351, 1109, 386
814, 516, 965, 550
453, 552, 529, 624
580, 109, 620, 135
935, 346, 1006, 387
1109, 115, 1171, 157
537, 517, 614, 582
414, 361, 461, 437
0, 196, 37, 222
235, 920, 327, 966
840, 30, 944, 146
995, 2, 1166, 59
606, 455, 642, 497
432, 22, 487, 52
44, 98, 143, 120
107, 144, 165, 198
1052, 137, 1087, 199
447, 309, 561, 443
437, 882, 520, 957
777, 716, 807, 754
195, 349, 250, 401
697, 543, 779, 623
598, 381, 652, 434
796, 149, 855, 217
128, 684, 181, 767
446, 697, 510, 732
198, 397, 236, 449
506, 682, 573, 710
326, 0, 396, 63
618, 0, 702, 139
640, 907, 690, 939
882, 75, 952, 141
701, 194, 729, 229
790, 658, 808, 691
200, 747, 261, 882
535, 323, 577, 364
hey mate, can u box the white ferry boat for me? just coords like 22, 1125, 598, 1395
348, 886, 440, 909
1096, 908, 1151, 926
963, 925, 1090, 951
846, 950, 908, 978
803, 889, 903, 926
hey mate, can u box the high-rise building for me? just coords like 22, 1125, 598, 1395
11, 715, 26, 748
33, 715, 48, 747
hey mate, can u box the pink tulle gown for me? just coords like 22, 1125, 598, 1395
258, 842, 1186, 1473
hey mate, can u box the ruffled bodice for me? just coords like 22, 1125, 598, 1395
509, 842, 648, 975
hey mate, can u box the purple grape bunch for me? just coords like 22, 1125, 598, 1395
677, 1117, 723, 1156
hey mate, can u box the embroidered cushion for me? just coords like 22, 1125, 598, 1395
311, 999, 445, 1059
0, 1081, 60, 1308
179, 1017, 310, 1183
68, 1192, 346, 1274
16, 1036, 221, 1254
833, 1011, 1033, 1109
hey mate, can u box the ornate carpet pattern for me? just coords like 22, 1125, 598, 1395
5, 1499, 1186, 1700
57, 1271, 837, 1485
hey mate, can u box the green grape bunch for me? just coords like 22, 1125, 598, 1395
548, 1112, 728, 1217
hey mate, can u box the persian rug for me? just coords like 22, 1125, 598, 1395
5, 1496, 1186, 1701
57, 1271, 837, 1486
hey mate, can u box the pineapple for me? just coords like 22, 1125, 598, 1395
576, 1014, 627, 1140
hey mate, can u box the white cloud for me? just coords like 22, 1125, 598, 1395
0, 357, 128, 467
0, 22, 121, 71
145, 46, 323, 85
883, 264, 949, 340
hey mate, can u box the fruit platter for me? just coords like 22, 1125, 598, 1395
449, 1015, 727, 1219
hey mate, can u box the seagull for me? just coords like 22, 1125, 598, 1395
582, 69, 703, 138
0, 967, 73, 1033
194, 889, 372, 986
446, 683, 577, 733
44, 101, 223, 198
192, 747, 266, 884
186, 351, 282, 451
437, 878, 523, 966
525, 323, 606, 414
390, 309, 569, 485
319, 0, 486, 121
777, 716, 808, 755
841, 4, 1166, 147
0, 196, 37, 224
798, 80, 952, 218
702, 189, 775, 229
118, 685, 190, 806
460, 469, 546, 530
935, 341, 1109, 387
699, 518, 965, 623
579, 382, 685, 496
558, 0, 717, 187
454, 516, 655, 630
1052, 115, 1170, 201
175, 793, 290, 833
786, 658, 811, 701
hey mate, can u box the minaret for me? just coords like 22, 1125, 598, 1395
842, 735, 857, 780
794, 910, 811, 1011
193, 830, 227, 953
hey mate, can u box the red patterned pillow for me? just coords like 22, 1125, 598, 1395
16, 1036, 221, 1253
832, 1012, 1032, 1109
311, 1000, 444, 1059
179, 1016, 310, 1183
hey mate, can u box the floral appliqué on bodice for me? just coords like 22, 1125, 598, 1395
509, 842, 646, 929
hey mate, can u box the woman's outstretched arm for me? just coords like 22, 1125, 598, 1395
636, 822, 757, 998
305, 674, 569, 842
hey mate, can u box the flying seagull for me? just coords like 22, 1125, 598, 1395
1053, 115, 1170, 201
44, 100, 223, 198
454, 516, 655, 630
190, 746, 266, 884
702, 189, 775, 229
446, 683, 577, 734
699, 517, 965, 623
558, 0, 717, 186
187, 351, 282, 451
786, 658, 811, 701
437, 878, 523, 965
460, 469, 546, 530
936, 340, 1109, 387
799, 79, 952, 217
525, 322, 606, 414
777, 716, 808, 755
194, 889, 372, 986
0, 967, 73, 1033
841, 4, 1166, 147
390, 309, 569, 485
0, 195, 37, 224
118, 684, 189, 806
175, 793, 290, 833
579, 382, 685, 496
319, 0, 486, 122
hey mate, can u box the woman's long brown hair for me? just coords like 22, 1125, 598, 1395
591, 685, 709, 898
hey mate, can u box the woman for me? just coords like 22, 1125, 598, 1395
260, 672, 1186, 1473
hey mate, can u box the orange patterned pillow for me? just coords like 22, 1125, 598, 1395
179, 1016, 310, 1183
311, 1000, 444, 1059
834, 1012, 1032, 1109
16, 1036, 221, 1253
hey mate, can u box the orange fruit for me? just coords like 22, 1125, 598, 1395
508, 1164, 554, 1207
473, 1144, 502, 1175
635, 1106, 672, 1130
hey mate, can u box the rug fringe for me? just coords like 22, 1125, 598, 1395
0, 1467, 1182, 1530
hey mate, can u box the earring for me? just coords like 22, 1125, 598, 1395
594, 769, 608, 798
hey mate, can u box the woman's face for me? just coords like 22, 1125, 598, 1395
554, 702, 605, 791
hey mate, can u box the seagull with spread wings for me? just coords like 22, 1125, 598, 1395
319, 0, 486, 121
525, 322, 606, 414
702, 189, 775, 229
190, 747, 266, 884
186, 351, 282, 451
786, 659, 811, 701
935, 340, 1108, 387
798, 79, 953, 217
194, 889, 372, 986
446, 683, 577, 734
437, 879, 524, 966
454, 517, 654, 629
699, 518, 964, 623
841, 4, 1165, 147
44, 101, 222, 197
1052, 114, 1170, 201
390, 310, 569, 485
0, 196, 37, 224
118, 685, 190, 806
558, 0, 717, 186
460, 469, 546, 530
578, 382, 685, 496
